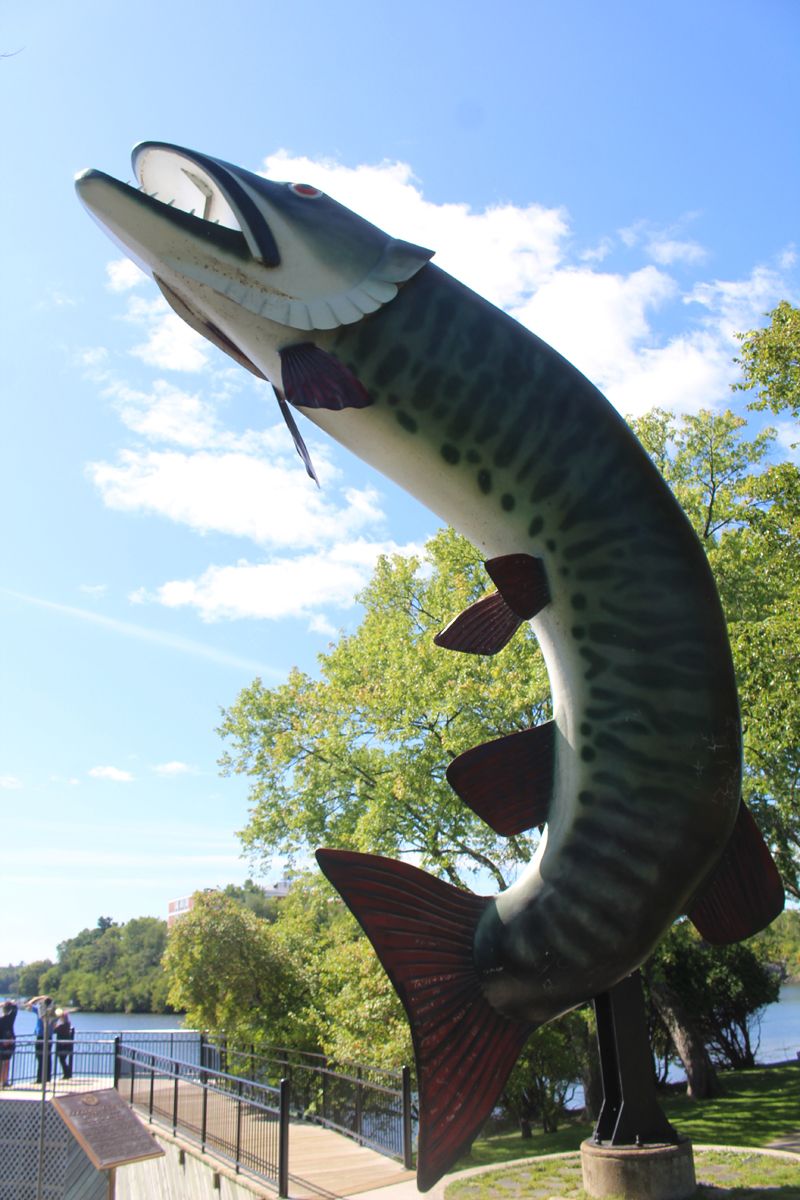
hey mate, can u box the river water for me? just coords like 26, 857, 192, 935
5, 983, 799, 1063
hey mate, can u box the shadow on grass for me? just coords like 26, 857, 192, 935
451, 1064, 800, 1175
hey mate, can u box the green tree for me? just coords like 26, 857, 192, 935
162, 891, 307, 1044
220, 527, 548, 891
646, 922, 779, 1072
502, 1014, 585, 1135
734, 300, 800, 422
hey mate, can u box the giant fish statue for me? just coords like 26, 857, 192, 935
76, 144, 784, 1191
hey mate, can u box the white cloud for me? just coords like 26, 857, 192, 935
79, 583, 107, 598
107, 258, 147, 292
143, 539, 420, 623
89, 766, 134, 783
131, 309, 210, 372
152, 761, 199, 777
86, 152, 799, 633
511, 265, 676, 389
646, 238, 707, 266
88, 447, 384, 549
0, 775, 22, 790
262, 151, 569, 309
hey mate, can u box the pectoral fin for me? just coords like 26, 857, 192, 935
447, 724, 555, 836
280, 343, 372, 411
688, 802, 785, 944
434, 554, 549, 656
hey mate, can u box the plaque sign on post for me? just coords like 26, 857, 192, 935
52, 1089, 165, 1172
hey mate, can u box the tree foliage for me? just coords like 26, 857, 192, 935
734, 301, 800, 422
162, 891, 306, 1044
5, 918, 172, 1012
220, 527, 548, 891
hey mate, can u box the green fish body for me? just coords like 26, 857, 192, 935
76, 145, 783, 1190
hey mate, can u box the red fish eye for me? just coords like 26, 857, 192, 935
289, 183, 322, 198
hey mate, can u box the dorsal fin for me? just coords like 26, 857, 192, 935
434, 554, 550, 656
447, 724, 555, 836
315, 849, 533, 1191
687, 801, 785, 944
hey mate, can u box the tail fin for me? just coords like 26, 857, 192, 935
315, 849, 532, 1191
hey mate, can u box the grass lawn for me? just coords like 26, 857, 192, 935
449, 1065, 800, 1174
444, 1148, 800, 1200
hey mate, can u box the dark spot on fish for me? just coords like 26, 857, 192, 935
387, 393, 399, 407
564, 538, 600, 562
375, 347, 410, 387
477, 469, 492, 494
560, 567, 571, 577
528, 516, 544, 537
581, 747, 596, 762
531, 470, 561, 502
546, 539, 556, 552
441, 443, 460, 465
396, 411, 418, 433
501, 493, 515, 512
466, 449, 481, 464
578, 790, 595, 806
572, 593, 587, 610
580, 646, 609, 680
572, 626, 585, 639
580, 723, 592, 736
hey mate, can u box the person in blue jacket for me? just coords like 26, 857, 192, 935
27, 996, 55, 1083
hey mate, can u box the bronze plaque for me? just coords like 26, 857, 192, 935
53, 1089, 165, 1171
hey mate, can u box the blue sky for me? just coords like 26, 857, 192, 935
2, 0, 798, 965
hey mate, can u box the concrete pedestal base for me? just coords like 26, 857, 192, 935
581, 1138, 696, 1200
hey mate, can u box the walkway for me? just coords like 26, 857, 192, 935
285, 1124, 414, 1198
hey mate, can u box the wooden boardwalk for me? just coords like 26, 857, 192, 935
4, 1074, 415, 1198
284, 1122, 414, 1198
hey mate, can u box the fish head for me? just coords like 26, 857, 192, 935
75, 141, 433, 479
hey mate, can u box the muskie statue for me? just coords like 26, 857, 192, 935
77, 144, 784, 1190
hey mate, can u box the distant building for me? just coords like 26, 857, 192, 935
167, 876, 293, 926
167, 894, 195, 928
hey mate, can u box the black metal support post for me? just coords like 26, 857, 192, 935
235, 1078, 243, 1173
278, 1078, 290, 1198
112, 1036, 121, 1089
592, 970, 677, 1146
172, 1062, 180, 1134
401, 1065, 413, 1170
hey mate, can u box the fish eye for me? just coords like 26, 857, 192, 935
288, 183, 322, 199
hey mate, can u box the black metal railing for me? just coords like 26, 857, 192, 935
202, 1041, 414, 1167
3, 1036, 118, 1094
115, 1043, 290, 1196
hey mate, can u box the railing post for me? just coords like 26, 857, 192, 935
149, 1065, 155, 1121
235, 1078, 243, 1174
199, 1030, 206, 1069
355, 1067, 363, 1144
172, 1062, 180, 1134
402, 1065, 413, 1170
278, 1078, 290, 1199
112, 1036, 121, 1089
129, 1049, 136, 1104
201, 1064, 209, 1152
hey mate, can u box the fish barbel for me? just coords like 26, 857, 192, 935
76, 144, 783, 1190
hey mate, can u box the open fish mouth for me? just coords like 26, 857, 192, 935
131, 142, 281, 266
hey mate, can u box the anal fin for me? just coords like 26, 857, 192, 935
315, 849, 532, 1192
280, 342, 372, 411
447, 724, 555, 836
434, 554, 550, 656
688, 801, 785, 944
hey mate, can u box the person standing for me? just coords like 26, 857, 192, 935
53, 1009, 74, 1080
0, 1001, 17, 1087
27, 996, 55, 1083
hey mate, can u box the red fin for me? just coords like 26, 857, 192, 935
434, 591, 522, 655
434, 554, 549, 655
447, 724, 555, 836
688, 802, 785, 944
280, 342, 372, 411
315, 849, 532, 1192
486, 554, 550, 619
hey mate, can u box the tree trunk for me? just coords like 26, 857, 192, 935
648, 979, 721, 1099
